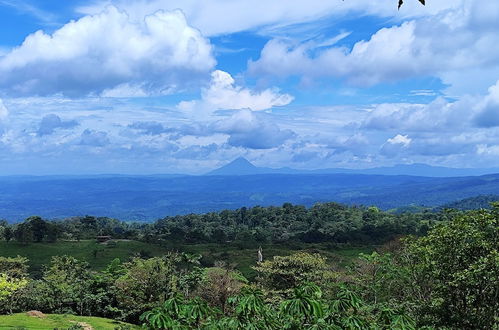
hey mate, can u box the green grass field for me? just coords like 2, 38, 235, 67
0, 240, 374, 279
169, 242, 374, 279
0, 313, 138, 329
0, 240, 173, 276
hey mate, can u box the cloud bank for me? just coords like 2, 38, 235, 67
0, 6, 215, 97
249, 1, 499, 88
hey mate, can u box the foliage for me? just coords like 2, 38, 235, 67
253, 252, 337, 294
403, 205, 499, 328
140, 294, 216, 329
0, 240, 173, 277
152, 202, 435, 246
0, 202, 443, 248
0, 256, 29, 278
436, 194, 499, 211
0, 205, 497, 329
114, 253, 203, 322
38, 256, 93, 315
0, 273, 28, 313
196, 263, 247, 313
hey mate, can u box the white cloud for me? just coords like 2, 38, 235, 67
477, 144, 499, 156
78, 0, 460, 37
0, 99, 8, 119
212, 109, 296, 149
249, 1, 499, 89
387, 134, 411, 146
362, 97, 475, 132
0, 6, 215, 97
101, 83, 149, 98
474, 80, 499, 127
178, 70, 293, 112
380, 134, 411, 157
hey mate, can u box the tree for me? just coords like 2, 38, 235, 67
197, 263, 247, 314
41, 255, 92, 315
0, 273, 28, 314
114, 254, 191, 322
404, 205, 499, 328
3, 227, 13, 242
0, 256, 29, 278
14, 222, 34, 244
253, 252, 337, 294
27, 216, 48, 243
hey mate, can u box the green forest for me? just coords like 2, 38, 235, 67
0, 202, 497, 329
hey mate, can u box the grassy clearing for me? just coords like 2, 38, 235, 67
0, 313, 138, 329
157, 241, 375, 279
0, 240, 374, 279
0, 240, 172, 276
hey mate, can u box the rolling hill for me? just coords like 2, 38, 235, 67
1, 171, 499, 222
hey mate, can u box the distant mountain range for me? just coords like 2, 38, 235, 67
2, 171, 499, 222
207, 157, 499, 177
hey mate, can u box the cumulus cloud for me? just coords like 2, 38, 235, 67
474, 80, 499, 127
249, 1, 499, 87
380, 134, 411, 157
178, 70, 293, 112
360, 79, 499, 133
80, 129, 110, 147
362, 97, 475, 133
213, 109, 295, 149
0, 6, 215, 97
387, 134, 411, 146
38, 114, 79, 136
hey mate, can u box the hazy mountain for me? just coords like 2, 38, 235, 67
207, 157, 265, 175
207, 158, 499, 177
2, 172, 499, 222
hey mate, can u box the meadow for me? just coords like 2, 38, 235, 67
0, 240, 373, 279
0, 313, 137, 329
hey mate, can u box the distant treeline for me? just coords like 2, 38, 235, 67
436, 194, 499, 211
0, 202, 463, 245
150, 203, 449, 245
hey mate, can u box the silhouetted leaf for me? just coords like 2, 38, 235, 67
399, 0, 426, 9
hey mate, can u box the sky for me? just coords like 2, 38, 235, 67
0, 0, 498, 174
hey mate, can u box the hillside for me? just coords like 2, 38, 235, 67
1, 173, 499, 222
436, 194, 499, 210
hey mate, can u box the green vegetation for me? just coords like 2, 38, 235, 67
0, 240, 372, 280
0, 202, 447, 248
0, 313, 137, 329
436, 194, 499, 211
0, 202, 497, 329
0, 240, 171, 276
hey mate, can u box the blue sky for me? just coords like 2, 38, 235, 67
0, 0, 498, 174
